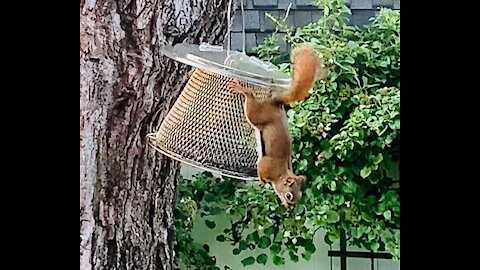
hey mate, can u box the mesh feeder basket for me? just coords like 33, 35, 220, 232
147, 43, 291, 180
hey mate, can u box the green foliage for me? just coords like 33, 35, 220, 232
173, 178, 219, 270
254, 34, 281, 64
258, 0, 400, 261
257, 253, 268, 265
173, 173, 240, 270
174, 0, 400, 268
241, 256, 256, 266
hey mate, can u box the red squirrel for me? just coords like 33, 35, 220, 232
228, 45, 327, 209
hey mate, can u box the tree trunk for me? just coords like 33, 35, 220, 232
80, 1, 231, 269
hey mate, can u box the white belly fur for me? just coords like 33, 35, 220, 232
243, 97, 263, 164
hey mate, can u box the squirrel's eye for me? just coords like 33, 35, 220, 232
285, 192, 293, 201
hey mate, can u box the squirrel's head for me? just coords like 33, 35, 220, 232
272, 175, 305, 210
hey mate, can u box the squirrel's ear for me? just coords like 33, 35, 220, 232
283, 177, 294, 187
295, 176, 305, 185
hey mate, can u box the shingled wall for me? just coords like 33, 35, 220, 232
229, 0, 400, 53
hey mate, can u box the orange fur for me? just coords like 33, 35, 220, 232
228, 45, 327, 209
276, 45, 326, 105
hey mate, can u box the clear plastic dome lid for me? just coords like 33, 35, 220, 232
160, 43, 291, 90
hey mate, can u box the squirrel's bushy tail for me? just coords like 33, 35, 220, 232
279, 45, 327, 104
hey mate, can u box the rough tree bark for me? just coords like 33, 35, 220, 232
80, 1, 231, 269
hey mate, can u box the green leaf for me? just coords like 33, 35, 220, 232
270, 243, 281, 254
367, 195, 377, 205
330, 82, 338, 90
216, 235, 226, 242
264, 226, 275, 236
209, 207, 222, 215
374, 153, 383, 164
301, 251, 312, 261
258, 236, 271, 249
371, 242, 380, 252
343, 180, 356, 193
205, 220, 216, 229
351, 227, 362, 238
304, 240, 316, 253
362, 76, 369, 86
241, 256, 256, 266
360, 167, 372, 178
362, 212, 374, 222
298, 159, 308, 171
324, 234, 333, 245
345, 56, 355, 64
295, 204, 306, 215
246, 231, 260, 243
313, 175, 323, 185
327, 231, 340, 243
393, 119, 400, 129
336, 195, 345, 205
383, 210, 392, 220
324, 149, 333, 159
324, 5, 329, 16
289, 251, 299, 262
239, 241, 248, 251
296, 121, 306, 128
274, 229, 284, 242
273, 255, 284, 265
328, 180, 337, 191
256, 253, 268, 265
232, 248, 241, 255
203, 171, 214, 178
326, 210, 340, 223
385, 135, 394, 145
305, 217, 316, 231
360, 226, 371, 234
203, 193, 215, 203
347, 41, 358, 49
372, 41, 381, 49
380, 229, 393, 240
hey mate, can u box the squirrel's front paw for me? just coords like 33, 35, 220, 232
257, 179, 266, 188
227, 80, 243, 94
